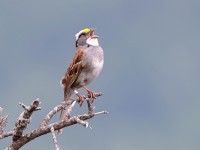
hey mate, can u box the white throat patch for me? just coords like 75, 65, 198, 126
86, 37, 99, 46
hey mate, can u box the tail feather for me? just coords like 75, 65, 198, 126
58, 88, 74, 134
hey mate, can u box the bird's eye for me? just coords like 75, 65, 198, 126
80, 33, 86, 36
78, 33, 86, 39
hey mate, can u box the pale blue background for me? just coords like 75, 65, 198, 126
1, 0, 200, 150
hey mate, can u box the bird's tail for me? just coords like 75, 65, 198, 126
58, 88, 74, 134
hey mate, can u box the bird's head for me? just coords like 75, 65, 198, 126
75, 28, 99, 47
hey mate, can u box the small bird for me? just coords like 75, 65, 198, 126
58, 28, 104, 133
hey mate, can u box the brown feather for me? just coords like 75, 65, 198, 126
62, 48, 85, 100
58, 48, 85, 134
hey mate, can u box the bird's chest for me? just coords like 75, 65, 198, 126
81, 57, 103, 83
78, 49, 103, 86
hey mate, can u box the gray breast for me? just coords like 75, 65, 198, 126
78, 46, 104, 86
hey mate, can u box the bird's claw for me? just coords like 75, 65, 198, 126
76, 93, 84, 107
87, 90, 96, 103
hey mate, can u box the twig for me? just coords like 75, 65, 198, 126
50, 125, 61, 150
94, 111, 109, 115
40, 93, 102, 127
12, 99, 41, 141
0, 107, 9, 135
86, 99, 93, 114
0, 131, 13, 139
74, 116, 90, 128
82, 92, 102, 100
65, 100, 76, 119
40, 100, 72, 127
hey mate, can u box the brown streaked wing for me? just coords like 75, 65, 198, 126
63, 48, 85, 93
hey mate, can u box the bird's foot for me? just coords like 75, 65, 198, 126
76, 93, 84, 107
83, 87, 96, 103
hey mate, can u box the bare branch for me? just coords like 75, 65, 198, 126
94, 111, 109, 115
40, 100, 71, 127
40, 93, 102, 127
12, 99, 41, 141
0, 107, 9, 137
4, 92, 107, 150
50, 125, 61, 150
6, 109, 108, 150
75, 116, 90, 128
81, 92, 103, 102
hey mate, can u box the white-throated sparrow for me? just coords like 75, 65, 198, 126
58, 28, 104, 133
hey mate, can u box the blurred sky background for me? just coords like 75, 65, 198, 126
1, 0, 200, 150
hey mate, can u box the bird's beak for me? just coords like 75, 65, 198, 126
92, 35, 100, 38
90, 28, 100, 38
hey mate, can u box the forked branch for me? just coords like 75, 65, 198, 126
3, 93, 108, 150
